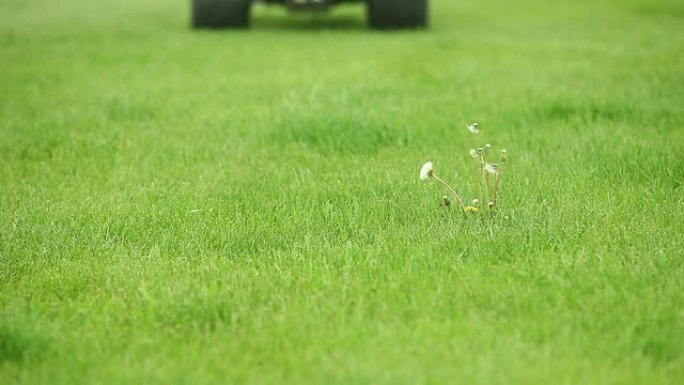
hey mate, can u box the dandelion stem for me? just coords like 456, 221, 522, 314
480, 155, 490, 208
492, 163, 505, 208
473, 160, 482, 208
470, 139, 482, 209
432, 174, 467, 214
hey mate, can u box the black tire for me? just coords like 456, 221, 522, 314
367, 0, 428, 30
192, 0, 251, 29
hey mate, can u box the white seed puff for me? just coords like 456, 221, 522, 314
484, 163, 500, 174
420, 162, 434, 181
467, 123, 480, 134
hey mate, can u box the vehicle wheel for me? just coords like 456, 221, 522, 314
367, 0, 428, 29
192, 0, 251, 29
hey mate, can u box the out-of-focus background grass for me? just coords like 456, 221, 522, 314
1, 0, 683, 384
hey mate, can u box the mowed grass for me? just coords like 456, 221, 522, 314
1, 0, 684, 383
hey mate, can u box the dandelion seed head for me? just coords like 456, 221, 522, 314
485, 143, 492, 150
484, 163, 500, 174
469, 149, 478, 158
472, 198, 480, 205
420, 161, 434, 181
467, 123, 480, 134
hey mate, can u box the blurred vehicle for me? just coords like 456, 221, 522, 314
192, 0, 428, 29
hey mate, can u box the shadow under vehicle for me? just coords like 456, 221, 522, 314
192, 0, 428, 29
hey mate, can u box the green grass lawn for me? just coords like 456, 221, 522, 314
1, 0, 683, 383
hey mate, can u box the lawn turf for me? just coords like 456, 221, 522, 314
1, 0, 684, 384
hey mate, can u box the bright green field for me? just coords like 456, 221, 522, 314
1, 0, 683, 384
